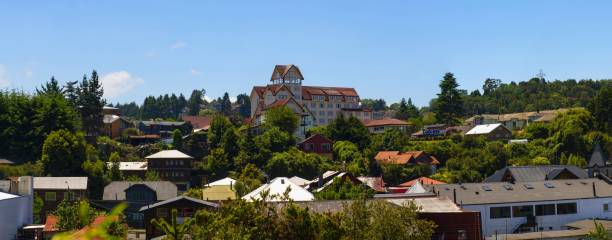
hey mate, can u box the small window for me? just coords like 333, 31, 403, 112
305, 143, 314, 151
490, 206, 511, 219
157, 208, 168, 217
604, 204, 609, 212
512, 205, 534, 217
63, 192, 76, 201
321, 143, 331, 151
535, 204, 556, 216
557, 203, 577, 215
45, 192, 56, 202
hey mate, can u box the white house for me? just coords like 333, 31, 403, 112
0, 176, 33, 240
427, 179, 612, 237
242, 177, 315, 202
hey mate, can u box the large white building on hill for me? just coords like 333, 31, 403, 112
250, 64, 373, 138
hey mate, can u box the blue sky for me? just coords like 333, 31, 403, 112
1, 1, 612, 107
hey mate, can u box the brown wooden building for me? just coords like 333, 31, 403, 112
298, 134, 333, 159
33, 177, 88, 223
139, 196, 217, 240
145, 150, 193, 191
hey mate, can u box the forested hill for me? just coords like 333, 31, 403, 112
461, 78, 611, 115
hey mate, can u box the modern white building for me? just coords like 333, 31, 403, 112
427, 179, 612, 237
0, 176, 33, 240
250, 64, 373, 138
242, 177, 315, 202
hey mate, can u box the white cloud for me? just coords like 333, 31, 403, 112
170, 41, 186, 49
100, 71, 144, 98
0, 65, 10, 88
190, 68, 201, 76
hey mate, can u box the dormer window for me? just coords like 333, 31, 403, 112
313, 95, 325, 101
278, 95, 288, 99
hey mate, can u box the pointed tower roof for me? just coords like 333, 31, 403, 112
270, 64, 304, 81
589, 142, 607, 168
406, 180, 428, 194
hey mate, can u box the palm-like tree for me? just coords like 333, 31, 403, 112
151, 209, 194, 240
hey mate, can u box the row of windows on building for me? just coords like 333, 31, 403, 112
44, 191, 79, 202
303, 143, 331, 151
309, 95, 359, 103
489, 202, 587, 219
160, 171, 187, 178
156, 207, 194, 218
309, 102, 359, 110
150, 160, 186, 167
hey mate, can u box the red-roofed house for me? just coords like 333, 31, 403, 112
374, 151, 440, 172
181, 115, 212, 132
363, 118, 410, 134
250, 64, 373, 138
399, 176, 446, 187
298, 134, 333, 159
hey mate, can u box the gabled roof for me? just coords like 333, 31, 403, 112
242, 177, 315, 202
0, 159, 14, 164
363, 118, 409, 127
103, 181, 177, 201
145, 150, 193, 159
406, 181, 428, 194
270, 64, 304, 81
139, 195, 218, 211
398, 177, 446, 187
0, 191, 19, 201
374, 151, 440, 165
356, 176, 386, 193
298, 133, 333, 145
484, 165, 588, 182
103, 114, 125, 124
33, 177, 88, 190
465, 123, 507, 135
589, 142, 607, 167
208, 177, 236, 186
289, 176, 310, 187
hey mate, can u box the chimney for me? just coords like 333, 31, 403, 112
230, 181, 233, 190
453, 188, 457, 204
592, 182, 597, 197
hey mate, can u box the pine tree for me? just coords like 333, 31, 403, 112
37, 77, 63, 96
434, 72, 464, 125
221, 92, 232, 116
77, 71, 106, 138
187, 89, 205, 116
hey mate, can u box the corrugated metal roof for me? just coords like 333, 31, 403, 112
242, 177, 314, 202
485, 165, 588, 182
465, 123, 504, 135
33, 177, 88, 190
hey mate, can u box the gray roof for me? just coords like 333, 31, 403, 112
589, 142, 607, 167
428, 178, 612, 205
0, 159, 15, 164
139, 195, 218, 212
145, 150, 193, 159
33, 177, 88, 190
140, 121, 186, 126
484, 165, 588, 182
103, 181, 177, 201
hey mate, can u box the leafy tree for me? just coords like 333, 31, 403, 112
151, 208, 194, 240
434, 72, 463, 125
220, 92, 232, 116
187, 89, 206, 116
52, 203, 127, 240
77, 71, 106, 138
236, 93, 251, 118
263, 106, 299, 134
145, 171, 161, 181
183, 187, 203, 199
54, 200, 99, 231
361, 98, 387, 111
314, 177, 375, 200
207, 115, 234, 149
482, 78, 501, 96
369, 128, 406, 152
589, 85, 611, 133
40, 130, 88, 176
108, 152, 123, 181
64, 80, 79, 106
172, 129, 183, 150
266, 147, 332, 179
33, 194, 44, 223
587, 220, 611, 240
327, 115, 371, 149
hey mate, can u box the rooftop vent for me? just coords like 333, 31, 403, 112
503, 184, 513, 190
482, 185, 492, 191
544, 183, 555, 188
524, 184, 534, 189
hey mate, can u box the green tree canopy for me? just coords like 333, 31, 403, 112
263, 106, 299, 134
40, 130, 88, 176
434, 72, 464, 125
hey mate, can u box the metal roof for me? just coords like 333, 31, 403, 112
242, 177, 315, 202
465, 123, 505, 135
208, 177, 236, 186
428, 179, 612, 205
106, 162, 148, 171
484, 165, 588, 182
145, 150, 193, 159
33, 177, 88, 190
139, 195, 218, 212
103, 181, 177, 201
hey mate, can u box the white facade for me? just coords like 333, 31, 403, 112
463, 197, 612, 237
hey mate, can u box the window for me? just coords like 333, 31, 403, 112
157, 208, 168, 217
311, 103, 316, 108
305, 143, 314, 151
278, 95, 288, 99
321, 143, 331, 151
319, 111, 325, 116
328, 111, 334, 116
320, 103, 324, 108
63, 192, 76, 201
604, 203, 609, 212
490, 206, 511, 219
557, 203, 577, 215
45, 192, 56, 202
319, 119, 325, 124
327, 103, 333, 109
313, 95, 325, 101
535, 204, 556, 216
512, 205, 534, 217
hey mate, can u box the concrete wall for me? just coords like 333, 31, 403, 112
463, 197, 612, 237
0, 195, 32, 240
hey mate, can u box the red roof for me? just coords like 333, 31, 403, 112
181, 116, 212, 130
363, 118, 409, 127
252, 85, 359, 100
270, 64, 304, 81
299, 133, 333, 145
398, 177, 446, 187
43, 215, 59, 233
374, 151, 440, 165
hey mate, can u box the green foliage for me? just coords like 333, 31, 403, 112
394, 98, 419, 120
589, 85, 612, 133
54, 200, 99, 231
333, 141, 371, 176
151, 208, 194, 240
77, 71, 106, 138
52, 202, 127, 240
40, 130, 88, 176
587, 220, 611, 240
234, 163, 265, 198
172, 129, 183, 150
145, 171, 161, 181
361, 98, 387, 111
314, 177, 375, 200
33, 194, 44, 224
381, 164, 431, 186
369, 128, 407, 152
434, 72, 463, 125
187, 89, 206, 116
263, 106, 299, 134
183, 187, 203, 199
326, 115, 371, 149
108, 152, 123, 181
266, 147, 333, 179
0, 162, 42, 179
